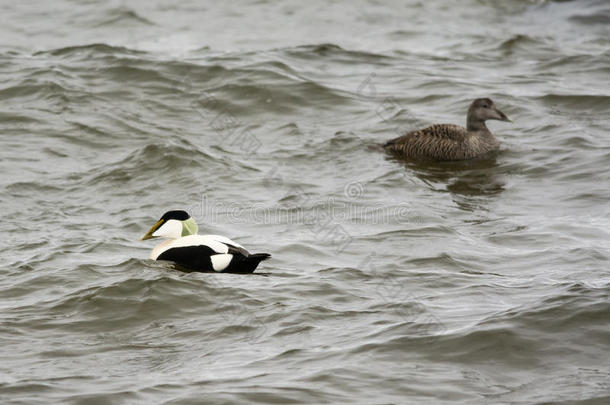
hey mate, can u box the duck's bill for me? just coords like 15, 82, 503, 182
494, 108, 512, 122
141, 219, 164, 240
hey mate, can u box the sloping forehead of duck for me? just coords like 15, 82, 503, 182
160, 210, 190, 221
153, 219, 183, 237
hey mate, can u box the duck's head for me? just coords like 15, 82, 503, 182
141, 210, 198, 240
467, 98, 511, 131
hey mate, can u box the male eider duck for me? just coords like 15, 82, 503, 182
384, 98, 511, 161
141, 210, 271, 273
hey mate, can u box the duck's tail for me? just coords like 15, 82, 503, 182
249, 253, 272, 262
233, 253, 271, 273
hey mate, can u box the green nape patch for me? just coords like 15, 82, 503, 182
181, 217, 199, 236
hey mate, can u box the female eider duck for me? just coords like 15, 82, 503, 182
384, 98, 511, 161
141, 210, 271, 273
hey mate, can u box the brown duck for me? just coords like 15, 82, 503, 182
384, 98, 511, 161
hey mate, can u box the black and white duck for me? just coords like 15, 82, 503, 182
141, 210, 271, 273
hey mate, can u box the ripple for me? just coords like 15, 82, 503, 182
1, 1, 609, 403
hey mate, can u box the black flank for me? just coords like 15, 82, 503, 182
157, 245, 215, 272
157, 245, 271, 273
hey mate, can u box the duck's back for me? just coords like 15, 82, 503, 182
385, 124, 476, 161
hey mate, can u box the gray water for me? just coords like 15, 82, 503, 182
1, 0, 610, 404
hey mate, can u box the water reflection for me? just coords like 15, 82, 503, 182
386, 153, 506, 201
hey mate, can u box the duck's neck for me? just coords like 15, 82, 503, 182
467, 117, 488, 132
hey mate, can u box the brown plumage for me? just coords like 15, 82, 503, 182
384, 98, 511, 161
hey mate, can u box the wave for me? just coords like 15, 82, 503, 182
35, 43, 142, 58
78, 141, 221, 189
93, 7, 155, 28
537, 94, 610, 111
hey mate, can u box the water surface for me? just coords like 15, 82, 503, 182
1, 0, 609, 403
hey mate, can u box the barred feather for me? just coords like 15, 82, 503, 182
384, 124, 499, 161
